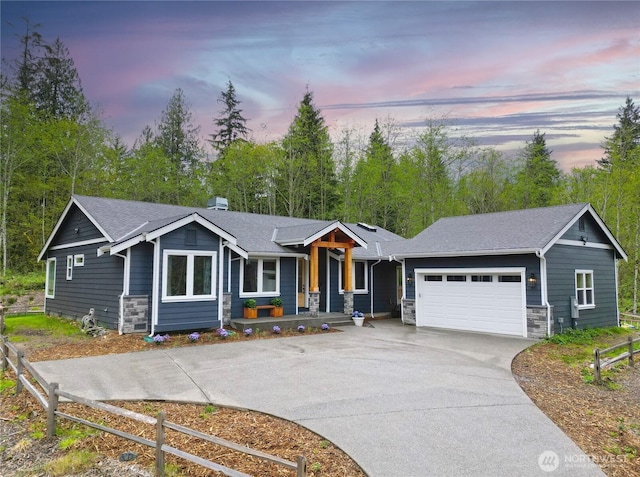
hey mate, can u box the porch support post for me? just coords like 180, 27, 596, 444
310, 242, 319, 292
344, 247, 353, 292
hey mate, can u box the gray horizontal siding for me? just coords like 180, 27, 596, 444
546, 244, 618, 332
129, 242, 154, 296
561, 213, 609, 244
45, 244, 123, 329
53, 204, 105, 246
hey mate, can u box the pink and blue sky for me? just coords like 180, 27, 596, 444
2, 1, 639, 170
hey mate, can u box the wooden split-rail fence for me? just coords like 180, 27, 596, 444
1, 335, 307, 477
593, 334, 639, 385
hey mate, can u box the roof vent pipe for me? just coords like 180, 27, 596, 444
207, 197, 228, 210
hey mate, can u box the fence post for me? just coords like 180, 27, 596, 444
629, 336, 634, 368
593, 348, 601, 385
47, 383, 59, 438
155, 410, 165, 477
1, 336, 8, 371
296, 455, 307, 477
16, 350, 24, 394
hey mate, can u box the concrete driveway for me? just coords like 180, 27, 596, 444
33, 320, 603, 477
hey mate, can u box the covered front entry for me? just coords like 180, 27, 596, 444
415, 268, 527, 337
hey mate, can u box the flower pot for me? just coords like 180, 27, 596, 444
244, 308, 257, 319
352, 316, 364, 327
270, 307, 283, 317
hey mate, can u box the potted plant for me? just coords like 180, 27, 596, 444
243, 299, 257, 319
269, 297, 284, 317
352, 310, 365, 327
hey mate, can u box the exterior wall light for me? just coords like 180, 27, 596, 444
407, 272, 414, 285
527, 273, 537, 289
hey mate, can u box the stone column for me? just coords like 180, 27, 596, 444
402, 298, 416, 325
343, 291, 354, 316
223, 293, 232, 325
122, 295, 149, 333
309, 291, 321, 317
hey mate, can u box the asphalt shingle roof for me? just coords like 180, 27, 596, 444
73, 195, 403, 257
387, 203, 589, 257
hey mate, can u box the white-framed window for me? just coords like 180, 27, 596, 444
46, 258, 56, 298
74, 254, 85, 266
66, 255, 73, 280
339, 260, 368, 293
162, 250, 217, 302
240, 257, 279, 296
575, 270, 595, 308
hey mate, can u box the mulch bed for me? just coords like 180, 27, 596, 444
512, 340, 640, 477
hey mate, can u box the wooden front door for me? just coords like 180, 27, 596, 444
297, 258, 307, 308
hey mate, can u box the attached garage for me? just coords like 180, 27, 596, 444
415, 268, 527, 337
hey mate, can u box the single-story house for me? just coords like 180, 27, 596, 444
38, 195, 403, 335
387, 203, 627, 338
38, 197, 626, 339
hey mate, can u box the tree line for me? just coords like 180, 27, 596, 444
1, 23, 638, 313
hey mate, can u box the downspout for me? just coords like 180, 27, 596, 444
614, 249, 620, 326
396, 257, 406, 324
536, 250, 552, 337
369, 258, 382, 318
149, 237, 160, 337
113, 251, 129, 335
219, 239, 226, 325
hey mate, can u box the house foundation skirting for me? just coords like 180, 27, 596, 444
122, 295, 149, 334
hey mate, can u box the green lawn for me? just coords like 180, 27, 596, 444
2, 314, 85, 343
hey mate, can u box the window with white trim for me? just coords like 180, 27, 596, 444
241, 257, 279, 296
339, 260, 368, 293
162, 250, 217, 302
74, 254, 85, 266
66, 255, 73, 280
575, 270, 595, 308
46, 258, 56, 298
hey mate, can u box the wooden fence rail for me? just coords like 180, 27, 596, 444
1, 334, 307, 477
593, 335, 639, 385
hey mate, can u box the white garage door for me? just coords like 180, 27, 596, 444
415, 268, 526, 337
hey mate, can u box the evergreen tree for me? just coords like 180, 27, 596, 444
599, 97, 640, 169
354, 119, 397, 228
155, 88, 203, 173
12, 18, 43, 95
279, 89, 337, 219
209, 80, 250, 155
32, 37, 87, 119
514, 130, 560, 208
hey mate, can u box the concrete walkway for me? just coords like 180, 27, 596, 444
33, 320, 604, 477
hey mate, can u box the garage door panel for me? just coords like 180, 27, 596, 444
416, 271, 525, 337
